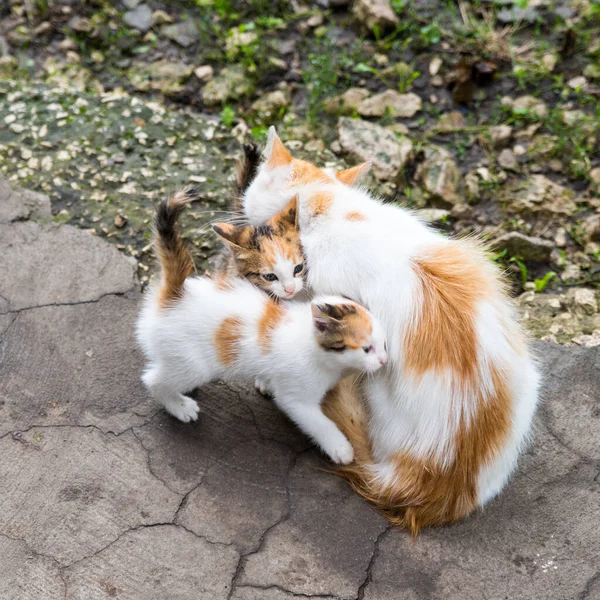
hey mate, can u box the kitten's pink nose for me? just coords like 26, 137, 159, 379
379, 354, 388, 366
284, 284, 295, 295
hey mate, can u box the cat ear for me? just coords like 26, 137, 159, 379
265, 127, 292, 170
335, 162, 371, 186
311, 304, 335, 332
311, 302, 348, 322
212, 223, 250, 249
279, 195, 298, 228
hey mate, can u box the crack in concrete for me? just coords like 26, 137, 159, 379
355, 525, 391, 600
227, 448, 307, 600
0, 419, 154, 441
0, 289, 134, 317
579, 571, 600, 600
236, 583, 342, 599
130, 428, 186, 497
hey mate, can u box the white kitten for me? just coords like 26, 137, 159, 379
136, 191, 387, 465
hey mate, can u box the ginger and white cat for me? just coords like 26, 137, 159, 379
239, 128, 541, 533
136, 189, 388, 464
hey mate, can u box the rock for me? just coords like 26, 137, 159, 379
357, 90, 422, 118
0, 174, 51, 224
584, 63, 600, 81
123, 4, 155, 32
129, 59, 194, 95
498, 148, 518, 171
510, 95, 548, 119
507, 175, 577, 216
123, 0, 140, 8
562, 109, 586, 127
152, 9, 173, 25
497, 5, 539, 24
194, 64, 214, 81
202, 66, 254, 106
162, 20, 201, 47
337, 117, 413, 181
493, 232, 554, 262
561, 263, 582, 284
324, 88, 370, 115
582, 215, 600, 242
572, 331, 600, 347
415, 208, 450, 223
114, 214, 127, 229
568, 76, 587, 90
590, 168, 600, 188
542, 53, 558, 72
432, 111, 466, 132
415, 146, 462, 206
429, 56, 443, 76
352, 0, 399, 32
554, 227, 567, 248
464, 170, 481, 202
67, 16, 93, 33
0, 55, 18, 78
567, 288, 598, 316
250, 89, 291, 124
488, 125, 513, 148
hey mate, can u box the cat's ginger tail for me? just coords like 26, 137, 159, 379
154, 189, 197, 309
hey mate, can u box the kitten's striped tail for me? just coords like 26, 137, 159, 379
231, 143, 261, 214
154, 189, 198, 309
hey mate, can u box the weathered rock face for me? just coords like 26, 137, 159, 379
249, 88, 291, 124
357, 90, 422, 118
202, 66, 255, 105
162, 19, 201, 47
123, 4, 155, 33
337, 117, 413, 181
129, 59, 194, 94
415, 146, 463, 206
505, 175, 577, 216
352, 0, 400, 32
494, 231, 555, 262
324, 87, 370, 115
0, 173, 51, 223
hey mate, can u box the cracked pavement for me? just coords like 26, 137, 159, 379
1, 175, 599, 599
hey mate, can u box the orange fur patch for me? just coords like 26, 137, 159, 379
291, 159, 332, 186
329, 367, 511, 535
346, 211, 366, 222
257, 299, 285, 353
307, 191, 334, 217
214, 276, 234, 291
404, 242, 492, 382
214, 316, 244, 366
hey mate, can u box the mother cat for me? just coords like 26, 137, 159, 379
238, 128, 540, 534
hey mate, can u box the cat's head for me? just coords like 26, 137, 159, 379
242, 127, 371, 225
213, 197, 305, 299
311, 298, 387, 373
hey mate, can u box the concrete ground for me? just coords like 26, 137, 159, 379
1, 176, 599, 600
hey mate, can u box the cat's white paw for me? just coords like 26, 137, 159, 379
167, 396, 200, 423
324, 437, 354, 465
255, 378, 271, 397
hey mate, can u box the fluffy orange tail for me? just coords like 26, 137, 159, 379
322, 378, 477, 536
154, 189, 198, 309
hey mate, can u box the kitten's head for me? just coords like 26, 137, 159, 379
311, 298, 387, 373
213, 197, 305, 299
242, 127, 371, 225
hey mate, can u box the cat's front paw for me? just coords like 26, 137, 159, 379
254, 378, 271, 397
324, 436, 354, 465
167, 396, 200, 423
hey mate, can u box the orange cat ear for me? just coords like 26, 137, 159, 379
212, 223, 249, 249
335, 162, 371, 186
265, 127, 292, 170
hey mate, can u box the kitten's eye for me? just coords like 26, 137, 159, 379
330, 345, 346, 352
363, 345, 374, 354
293, 263, 304, 276
262, 273, 278, 282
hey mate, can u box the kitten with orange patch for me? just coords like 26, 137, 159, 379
136, 189, 388, 464
212, 196, 305, 300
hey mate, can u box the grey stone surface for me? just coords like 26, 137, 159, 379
0, 173, 51, 223
1, 180, 599, 599
0, 221, 136, 313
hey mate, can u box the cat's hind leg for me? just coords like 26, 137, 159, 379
142, 366, 200, 423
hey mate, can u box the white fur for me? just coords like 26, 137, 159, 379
241, 137, 540, 507
137, 278, 387, 464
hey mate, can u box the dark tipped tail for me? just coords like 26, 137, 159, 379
231, 143, 261, 213
154, 189, 198, 309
